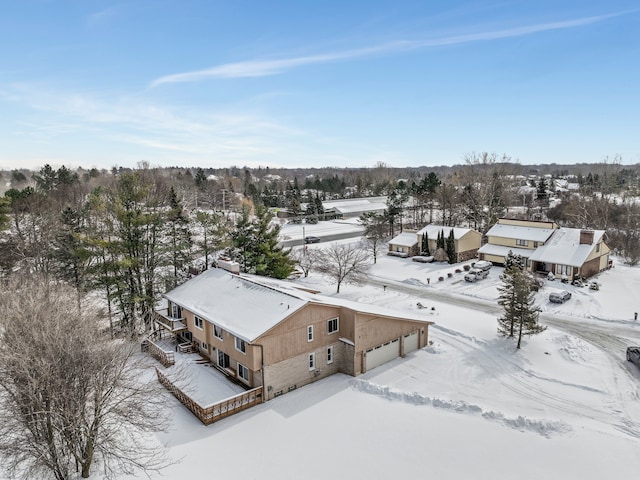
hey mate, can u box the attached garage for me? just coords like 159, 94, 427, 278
364, 338, 400, 372
403, 330, 419, 354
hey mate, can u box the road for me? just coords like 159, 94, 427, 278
279, 229, 364, 248
366, 273, 640, 355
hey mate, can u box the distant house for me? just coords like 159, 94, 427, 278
478, 218, 610, 278
387, 225, 481, 262
478, 218, 557, 266
388, 230, 419, 257
528, 228, 610, 278
417, 225, 482, 263
156, 268, 433, 402
321, 197, 388, 218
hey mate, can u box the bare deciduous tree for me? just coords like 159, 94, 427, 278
291, 247, 321, 278
317, 243, 369, 293
0, 276, 171, 480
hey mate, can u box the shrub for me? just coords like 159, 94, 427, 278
455, 268, 462, 273
447, 272, 453, 278
463, 265, 471, 271
438, 276, 444, 282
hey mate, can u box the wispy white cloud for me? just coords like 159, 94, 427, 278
85, 6, 120, 27
1, 83, 318, 168
151, 11, 628, 87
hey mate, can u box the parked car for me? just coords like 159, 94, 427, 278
473, 260, 492, 272
549, 291, 572, 304
626, 346, 640, 368
464, 268, 488, 282
304, 236, 321, 244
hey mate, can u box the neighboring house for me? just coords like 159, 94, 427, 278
388, 230, 419, 257
388, 225, 482, 262
321, 197, 388, 218
479, 218, 557, 266
528, 228, 610, 278
417, 225, 482, 263
478, 218, 610, 278
157, 268, 433, 401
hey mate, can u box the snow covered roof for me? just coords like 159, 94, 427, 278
417, 224, 476, 240
322, 197, 388, 215
243, 274, 434, 325
389, 231, 418, 247
485, 223, 555, 242
478, 243, 534, 259
165, 269, 433, 343
163, 268, 308, 343
529, 228, 605, 267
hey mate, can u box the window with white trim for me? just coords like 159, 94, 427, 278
235, 337, 246, 354
194, 316, 204, 329
327, 317, 339, 334
557, 264, 571, 277
327, 346, 333, 364
214, 324, 224, 340
238, 363, 249, 382
596, 243, 600, 253
308, 353, 315, 370
516, 239, 528, 247
171, 304, 182, 318
307, 325, 314, 342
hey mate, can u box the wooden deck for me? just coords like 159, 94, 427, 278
156, 368, 263, 425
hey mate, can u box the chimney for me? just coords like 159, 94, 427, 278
579, 230, 594, 245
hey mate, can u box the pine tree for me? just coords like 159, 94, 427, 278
497, 251, 545, 348
421, 231, 430, 256
165, 187, 192, 289
446, 229, 456, 264
230, 204, 295, 279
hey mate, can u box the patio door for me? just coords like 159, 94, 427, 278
218, 351, 230, 369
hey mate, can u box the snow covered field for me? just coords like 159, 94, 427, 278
133, 245, 640, 479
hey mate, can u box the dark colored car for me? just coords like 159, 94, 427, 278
549, 291, 572, 304
304, 236, 321, 244
627, 346, 640, 368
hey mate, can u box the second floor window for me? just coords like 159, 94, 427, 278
194, 317, 203, 329
516, 239, 528, 247
307, 325, 314, 342
214, 325, 224, 340
327, 317, 339, 334
235, 337, 246, 354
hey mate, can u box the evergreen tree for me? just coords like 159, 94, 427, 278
194, 168, 207, 190
164, 187, 192, 289
446, 229, 456, 264
421, 231, 430, 256
497, 251, 545, 348
230, 205, 294, 279
437, 229, 445, 249
536, 178, 548, 203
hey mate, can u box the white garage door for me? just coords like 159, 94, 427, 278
403, 330, 419, 354
364, 338, 400, 372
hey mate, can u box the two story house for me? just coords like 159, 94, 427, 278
159, 268, 433, 401
478, 218, 610, 278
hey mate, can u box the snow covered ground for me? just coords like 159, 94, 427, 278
134, 246, 640, 479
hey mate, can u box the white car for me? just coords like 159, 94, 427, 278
464, 268, 488, 282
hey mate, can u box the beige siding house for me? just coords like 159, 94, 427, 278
160, 268, 433, 401
417, 225, 482, 262
478, 218, 610, 278
388, 225, 482, 262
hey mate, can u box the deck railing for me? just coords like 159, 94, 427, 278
144, 339, 175, 367
155, 368, 263, 425
154, 309, 187, 333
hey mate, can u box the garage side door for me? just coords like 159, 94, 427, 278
403, 330, 419, 354
364, 338, 400, 372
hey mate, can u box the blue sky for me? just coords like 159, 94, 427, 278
0, 1, 638, 170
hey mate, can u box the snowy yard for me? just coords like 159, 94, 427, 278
127, 249, 640, 479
